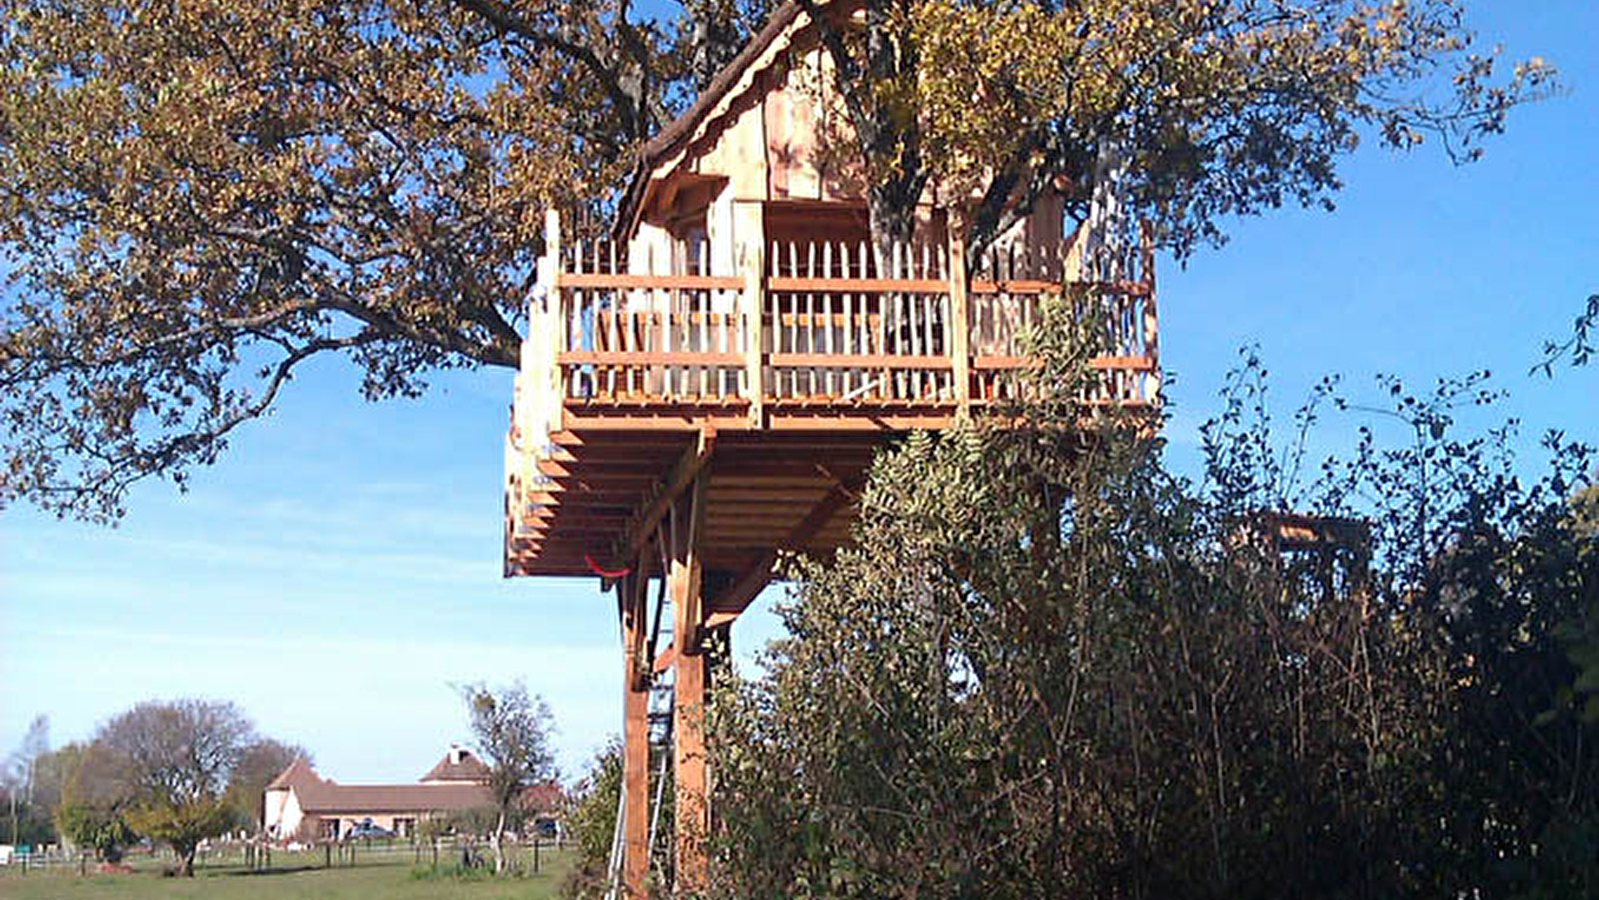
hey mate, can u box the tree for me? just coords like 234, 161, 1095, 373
0, 0, 1549, 521
705, 307, 1597, 899
560, 739, 624, 900
797, 0, 1553, 262
54, 742, 138, 863
223, 739, 311, 833
2, 715, 50, 845
94, 699, 256, 876
458, 680, 556, 874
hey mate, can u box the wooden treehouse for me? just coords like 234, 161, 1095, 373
501, 2, 1160, 896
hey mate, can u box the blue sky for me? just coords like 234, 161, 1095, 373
2, 1, 1596, 784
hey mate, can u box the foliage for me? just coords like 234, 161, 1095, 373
706, 301, 1597, 900
223, 739, 310, 833
559, 739, 622, 900
0, 0, 765, 520
54, 742, 138, 862
798, 0, 1552, 258
457, 679, 556, 873
1535, 294, 1599, 376
0, 0, 1551, 520
92, 699, 256, 876
1553, 483, 1599, 727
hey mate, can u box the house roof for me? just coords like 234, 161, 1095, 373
420, 748, 491, 783
614, 0, 819, 238
266, 757, 322, 792
265, 756, 493, 815
519, 781, 566, 814
296, 781, 491, 815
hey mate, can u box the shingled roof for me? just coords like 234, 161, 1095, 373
419, 746, 491, 783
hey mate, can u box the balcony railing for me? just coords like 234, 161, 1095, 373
516, 211, 1158, 439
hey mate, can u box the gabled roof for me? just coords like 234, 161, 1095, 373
615, 0, 824, 237
266, 757, 323, 792
420, 748, 491, 783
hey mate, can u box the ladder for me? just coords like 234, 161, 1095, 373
605, 596, 676, 900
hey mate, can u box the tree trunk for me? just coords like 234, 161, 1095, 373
492, 810, 506, 874
180, 845, 197, 877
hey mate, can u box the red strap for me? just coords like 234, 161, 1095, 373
585, 554, 633, 579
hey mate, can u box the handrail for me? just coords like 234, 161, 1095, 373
529, 211, 1160, 419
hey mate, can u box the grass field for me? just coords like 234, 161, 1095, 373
0, 848, 576, 900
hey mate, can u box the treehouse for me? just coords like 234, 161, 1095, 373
502, 1, 1160, 896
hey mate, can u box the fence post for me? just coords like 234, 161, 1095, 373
947, 227, 971, 415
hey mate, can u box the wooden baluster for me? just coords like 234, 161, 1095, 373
698, 239, 709, 398
802, 240, 815, 399
872, 240, 888, 400
788, 241, 800, 398
914, 244, 927, 402
571, 239, 583, 398
922, 243, 934, 400
822, 241, 834, 398
665, 273, 676, 401
769, 242, 781, 400
606, 243, 619, 398
840, 241, 853, 397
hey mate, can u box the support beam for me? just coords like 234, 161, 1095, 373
706, 479, 858, 620
620, 565, 651, 900
613, 427, 717, 564
671, 473, 709, 896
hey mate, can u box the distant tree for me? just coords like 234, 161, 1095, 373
3, 714, 50, 845
459, 680, 556, 874
223, 739, 310, 832
54, 742, 137, 862
95, 699, 255, 876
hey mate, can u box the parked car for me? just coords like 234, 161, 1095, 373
345, 820, 395, 840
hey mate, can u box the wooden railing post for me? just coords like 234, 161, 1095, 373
741, 243, 766, 428
947, 228, 971, 415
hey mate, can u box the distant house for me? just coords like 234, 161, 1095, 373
263, 745, 490, 840
262, 746, 564, 841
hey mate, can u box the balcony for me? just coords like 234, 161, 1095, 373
504, 212, 1160, 577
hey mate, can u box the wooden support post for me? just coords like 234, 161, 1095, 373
671, 474, 709, 894
948, 225, 971, 414
620, 567, 652, 900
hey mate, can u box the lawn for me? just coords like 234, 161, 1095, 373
0, 848, 576, 900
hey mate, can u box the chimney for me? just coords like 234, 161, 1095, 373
449, 743, 465, 765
